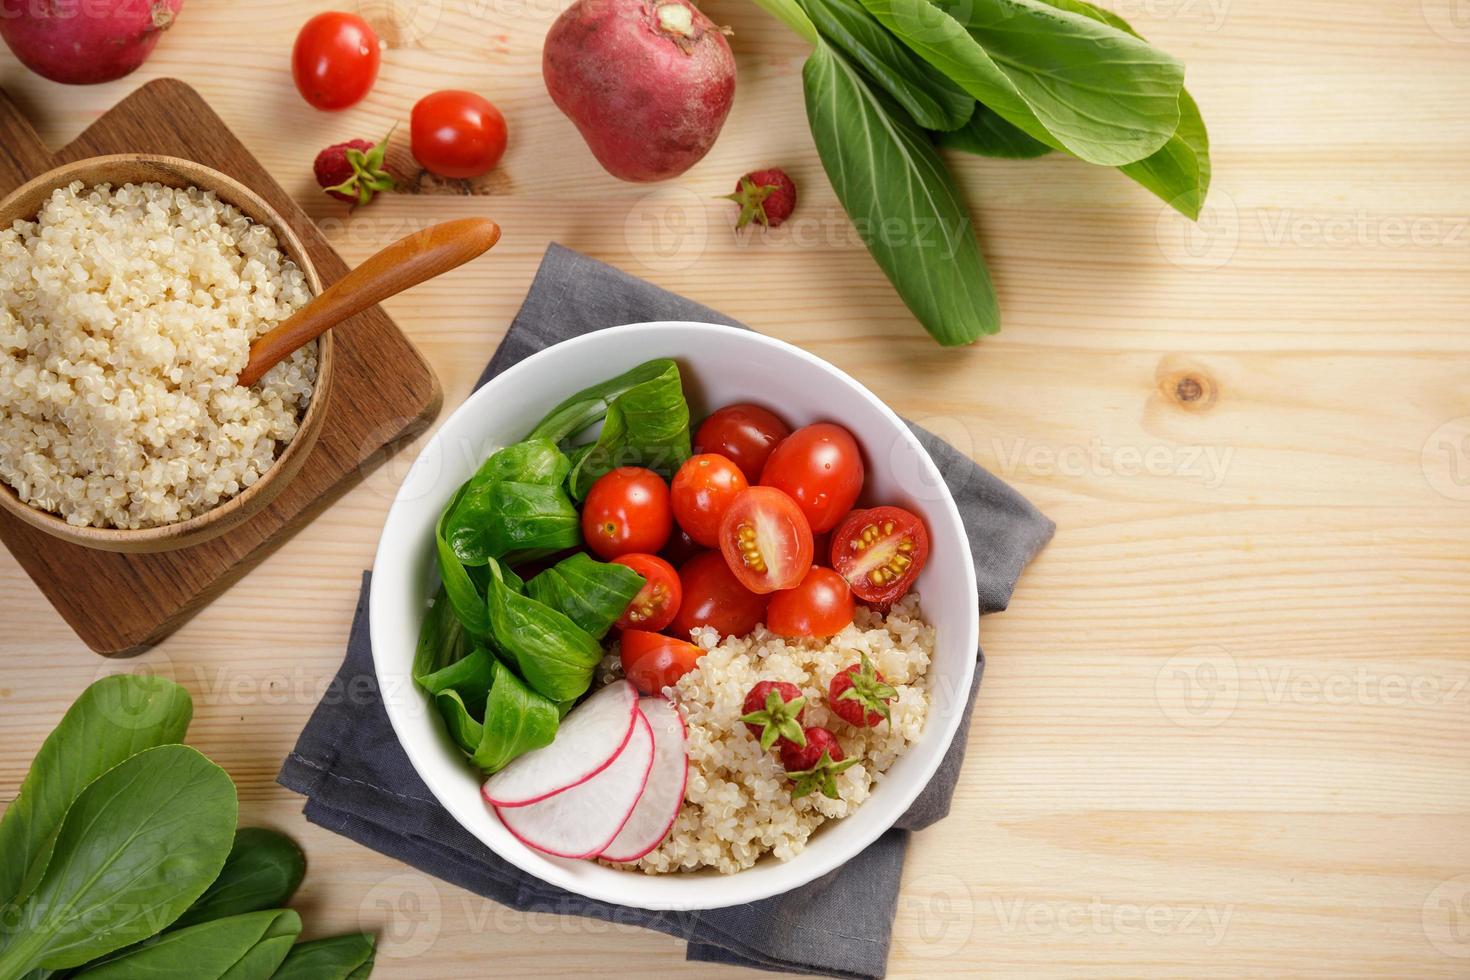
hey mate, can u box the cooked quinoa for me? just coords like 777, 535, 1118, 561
0, 180, 316, 529
602, 594, 933, 874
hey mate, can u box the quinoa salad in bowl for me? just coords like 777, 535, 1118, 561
598, 594, 934, 874
372, 322, 980, 909
0, 176, 319, 532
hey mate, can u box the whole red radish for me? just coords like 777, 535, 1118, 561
542, 0, 735, 182
0, 0, 182, 85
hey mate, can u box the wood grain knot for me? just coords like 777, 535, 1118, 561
1175, 376, 1205, 403
1155, 359, 1218, 413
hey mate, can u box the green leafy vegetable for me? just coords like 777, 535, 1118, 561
417, 648, 559, 768
70, 909, 301, 979
412, 585, 476, 684
417, 646, 496, 712
433, 485, 491, 638
434, 689, 485, 755
940, 103, 1051, 158
525, 553, 645, 640
1026, 0, 1209, 217
417, 644, 498, 754
52, 824, 304, 978
0, 674, 192, 910
563, 367, 692, 498
1118, 88, 1210, 218
0, 680, 369, 980
171, 828, 305, 930
753, 0, 820, 42
804, 40, 999, 345
0, 745, 237, 975
525, 358, 693, 497
468, 437, 570, 489
754, 0, 1208, 345
271, 933, 376, 980
1025, 0, 1132, 31
444, 439, 582, 565
471, 659, 560, 772
529, 359, 682, 444
800, 0, 974, 131
862, 0, 1183, 166
445, 480, 581, 564
485, 560, 606, 702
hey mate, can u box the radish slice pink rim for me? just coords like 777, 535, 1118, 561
600, 699, 689, 864
483, 680, 638, 808
495, 709, 656, 860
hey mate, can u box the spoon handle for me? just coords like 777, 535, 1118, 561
238, 217, 502, 388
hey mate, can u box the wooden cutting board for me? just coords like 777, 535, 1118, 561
0, 79, 441, 657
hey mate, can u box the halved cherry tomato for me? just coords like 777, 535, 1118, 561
671, 453, 748, 547
830, 506, 929, 606
411, 90, 509, 179
620, 629, 702, 694
671, 551, 769, 639
718, 487, 813, 594
292, 12, 380, 111
759, 423, 864, 533
612, 553, 681, 632
582, 467, 672, 560
694, 404, 791, 483
767, 567, 855, 637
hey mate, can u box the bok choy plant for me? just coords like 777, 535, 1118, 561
0, 676, 374, 980
752, 0, 1211, 346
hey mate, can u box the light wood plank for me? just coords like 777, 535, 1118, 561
3, 0, 1468, 975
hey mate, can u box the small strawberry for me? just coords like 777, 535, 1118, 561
722, 168, 797, 229
780, 726, 857, 800
828, 653, 898, 728
315, 130, 397, 206
740, 681, 806, 751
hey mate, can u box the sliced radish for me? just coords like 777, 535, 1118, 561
483, 680, 638, 807
600, 698, 688, 863
496, 709, 655, 859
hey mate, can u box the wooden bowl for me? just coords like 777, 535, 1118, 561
0, 154, 334, 553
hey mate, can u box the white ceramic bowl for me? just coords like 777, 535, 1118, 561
371, 322, 979, 911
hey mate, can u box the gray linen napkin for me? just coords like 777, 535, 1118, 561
278, 243, 1054, 979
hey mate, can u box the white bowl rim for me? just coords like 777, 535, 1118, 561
370, 320, 979, 910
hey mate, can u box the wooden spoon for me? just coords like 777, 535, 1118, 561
238, 217, 501, 387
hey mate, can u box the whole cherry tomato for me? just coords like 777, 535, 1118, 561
581, 467, 672, 560
411, 89, 509, 179
620, 629, 702, 694
671, 551, 769, 639
830, 506, 929, 606
718, 486, 813, 594
292, 12, 380, 111
612, 553, 681, 632
660, 526, 703, 568
759, 422, 865, 533
767, 567, 855, 637
693, 404, 791, 483
670, 453, 748, 547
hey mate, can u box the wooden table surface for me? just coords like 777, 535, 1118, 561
2, 1, 1467, 976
